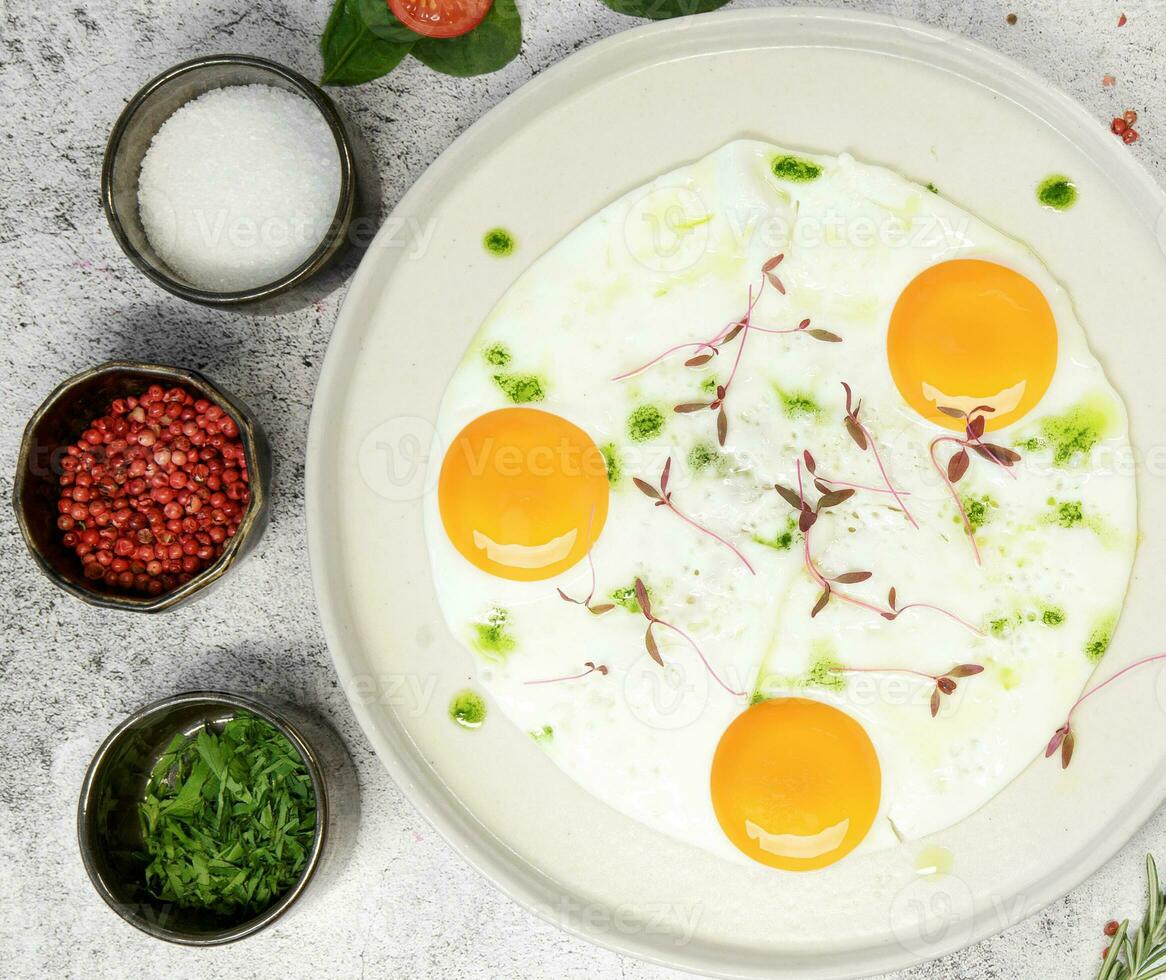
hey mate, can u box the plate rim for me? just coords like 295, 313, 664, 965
306, 8, 1166, 977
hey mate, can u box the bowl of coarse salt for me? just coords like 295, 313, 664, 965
103, 55, 358, 307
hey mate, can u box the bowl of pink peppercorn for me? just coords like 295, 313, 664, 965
13, 361, 270, 612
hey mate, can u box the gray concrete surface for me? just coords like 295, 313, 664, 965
2, 1, 1164, 977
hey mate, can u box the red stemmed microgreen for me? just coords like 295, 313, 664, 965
614, 257, 841, 447
556, 511, 614, 615
773, 458, 982, 634
610, 283, 761, 383
1046, 652, 1166, 769
929, 406, 1022, 566
524, 661, 609, 686
671, 282, 759, 449
634, 457, 755, 574
633, 578, 744, 696
801, 449, 913, 498
830, 663, 985, 717
760, 252, 787, 294
839, 382, 917, 528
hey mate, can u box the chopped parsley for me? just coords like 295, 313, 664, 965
990, 605, 1067, 633
777, 389, 821, 421
1053, 500, 1085, 528
807, 656, 845, 691
961, 494, 996, 532
450, 691, 487, 729
137, 713, 316, 917
482, 343, 511, 367
493, 373, 545, 404
1016, 436, 1047, 453
753, 516, 798, 552
772, 154, 822, 182
611, 582, 649, 613
687, 442, 722, 474
1085, 617, 1115, 663
483, 227, 516, 256
989, 616, 1012, 637
474, 607, 516, 659
1037, 175, 1078, 211
601, 442, 622, 485
1037, 398, 1113, 466
627, 404, 664, 442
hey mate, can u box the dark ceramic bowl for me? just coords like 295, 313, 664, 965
77, 691, 356, 945
102, 54, 358, 307
13, 361, 271, 612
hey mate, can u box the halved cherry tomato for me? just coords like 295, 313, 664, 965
388, 0, 493, 39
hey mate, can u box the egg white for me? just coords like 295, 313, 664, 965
421, 141, 1136, 868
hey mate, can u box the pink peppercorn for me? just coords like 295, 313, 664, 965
55, 384, 250, 595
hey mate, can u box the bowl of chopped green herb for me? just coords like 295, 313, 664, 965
78, 691, 350, 944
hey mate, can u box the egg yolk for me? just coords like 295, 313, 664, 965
710, 698, 881, 872
438, 408, 609, 581
887, 259, 1057, 431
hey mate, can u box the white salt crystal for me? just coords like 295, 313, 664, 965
137, 83, 342, 292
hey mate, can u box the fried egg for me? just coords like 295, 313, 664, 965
437, 408, 609, 580
422, 140, 1136, 871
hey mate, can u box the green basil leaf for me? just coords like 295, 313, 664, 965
411, 0, 523, 78
602, 0, 732, 19
355, 0, 421, 43
321, 0, 417, 86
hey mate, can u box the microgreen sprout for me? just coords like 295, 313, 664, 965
839, 382, 917, 528
1046, 652, 1166, 769
632, 577, 744, 696
774, 458, 982, 634
633, 457, 755, 574
830, 663, 985, 717
556, 509, 615, 615
801, 449, 913, 498
929, 405, 1022, 565
524, 661, 609, 686
613, 257, 841, 447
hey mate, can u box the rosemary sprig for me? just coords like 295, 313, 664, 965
1098, 855, 1166, 980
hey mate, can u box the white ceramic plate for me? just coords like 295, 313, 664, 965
307, 9, 1166, 977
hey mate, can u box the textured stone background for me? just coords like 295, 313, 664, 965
2, 1, 1165, 977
